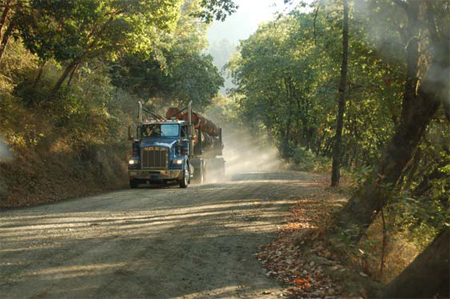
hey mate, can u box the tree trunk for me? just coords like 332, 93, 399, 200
67, 62, 80, 86
382, 227, 450, 298
51, 61, 78, 94
400, 0, 420, 123
328, 1, 449, 243
32, 60, 47, 90
0, 0, 12, 36
283, 112, 292, 157
0, 15, 15, 65
330, 54, 445, 243
331, 0, 349, 187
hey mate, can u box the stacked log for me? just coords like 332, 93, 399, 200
166, 107, 222, 155
166, 107, 220, 137
166, 107, 183, 119
201, 131, 222, 152
191, 112, 220, 137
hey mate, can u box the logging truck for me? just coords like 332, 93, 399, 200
127, 101, 225, 188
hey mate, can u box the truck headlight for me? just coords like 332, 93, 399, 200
174, 159, 183, 165
129, 159, 138, 165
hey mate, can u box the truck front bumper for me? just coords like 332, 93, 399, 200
128, 169, 182, 181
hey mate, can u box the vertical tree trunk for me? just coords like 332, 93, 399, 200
331, 0, 349, 187
382, 227, 449, 298
283, 112, 293, 157
400, 0, 420, 123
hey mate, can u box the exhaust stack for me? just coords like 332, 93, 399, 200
188, 101, 193, 157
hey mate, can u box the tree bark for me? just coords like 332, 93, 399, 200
382, 227, 450, 298
331, 0, 349, 187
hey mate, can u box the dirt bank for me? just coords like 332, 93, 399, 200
0, 144, 128, 209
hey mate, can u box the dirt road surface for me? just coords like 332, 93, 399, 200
1, 171, 323, 298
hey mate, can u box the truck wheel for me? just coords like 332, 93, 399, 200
179, 168, 189, 188
130, 179, 139, 189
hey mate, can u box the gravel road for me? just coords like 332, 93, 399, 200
0, 171, 320, 299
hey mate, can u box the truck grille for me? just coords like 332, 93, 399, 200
141, 147, 168, 169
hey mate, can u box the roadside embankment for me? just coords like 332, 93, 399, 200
0, 143, 128, 208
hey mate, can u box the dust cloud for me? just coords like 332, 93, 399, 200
221, 127, 286, 176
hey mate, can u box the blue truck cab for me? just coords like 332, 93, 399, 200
128, 120, 192, 188
128, 101, 224, 189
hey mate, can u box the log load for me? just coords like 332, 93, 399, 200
189, 112, 220, 137
166, 107, 222, 156
166, 107, 219, 137
166, 107, 183, 119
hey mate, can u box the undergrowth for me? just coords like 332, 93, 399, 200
0, 41, 134, 208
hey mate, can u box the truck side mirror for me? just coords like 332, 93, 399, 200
176, 140, 182, 154
181, 141, 189, 155
128, 126, 133, 141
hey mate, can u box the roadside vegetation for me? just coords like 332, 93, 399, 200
226, 0, 449, 297
0, 0, 233, 207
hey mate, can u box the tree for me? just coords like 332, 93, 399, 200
20, 0, 185, 94
382, 227, 449, 298
12, 0, 237, 96
331, 0, 349, 186
330, 0, 450, 243
109, 0, 224, 111
0, 0, 21, 65
196, 0, 238, 23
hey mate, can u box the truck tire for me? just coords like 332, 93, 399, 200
130, 179, 139, 189
179, 167, 189, 188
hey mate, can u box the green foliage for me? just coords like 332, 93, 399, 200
109, 1, 224, 111
290, 147, 316, 171
226, 0, 449, 263
227, 4, 402, 172
0, 0, 228, 150
17, 0, 183, 63
195, 0, 238, 23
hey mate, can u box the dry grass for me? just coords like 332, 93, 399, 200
358, 217, 420, 283
0, 142, 128, 208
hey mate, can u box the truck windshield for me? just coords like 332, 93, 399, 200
142, 124, 179, 138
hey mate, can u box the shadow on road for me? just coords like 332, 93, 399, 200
0, 171, 325, 298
